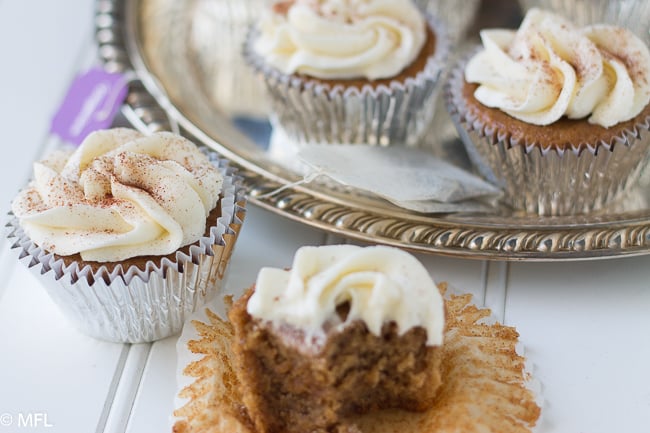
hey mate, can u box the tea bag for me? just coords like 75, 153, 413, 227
297, 145, 502, 213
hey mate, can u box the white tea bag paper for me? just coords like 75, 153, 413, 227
298, 145, 502, 213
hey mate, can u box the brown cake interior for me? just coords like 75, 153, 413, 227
229, 286, 443, 433
173, 285, 541, 433
461, 79, 650, 151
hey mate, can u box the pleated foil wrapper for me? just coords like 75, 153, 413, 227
6, 153, 246, 343
518, 0, 650, 46
244, 15, 450, 147
445, 54, 650, 216
412, 0, 481, 43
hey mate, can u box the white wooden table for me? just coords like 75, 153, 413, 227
1, 2, 649, 432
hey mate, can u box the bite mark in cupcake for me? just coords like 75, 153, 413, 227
229, 244, 445, 433
173, 245, 542, 433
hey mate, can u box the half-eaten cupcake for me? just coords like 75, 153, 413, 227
229, 244, 444, 433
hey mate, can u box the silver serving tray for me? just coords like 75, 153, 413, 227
95, 0, 650, 261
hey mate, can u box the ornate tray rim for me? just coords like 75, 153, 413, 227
94, 0, 650, 261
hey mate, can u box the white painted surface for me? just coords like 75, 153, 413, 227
0, 0, 95, 210
2, 1, 650, 433
507, 258, 650, 433
0, 264, 127, 433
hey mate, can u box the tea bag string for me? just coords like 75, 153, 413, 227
254, 169, 324, 200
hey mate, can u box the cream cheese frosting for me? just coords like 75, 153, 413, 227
254, 0, 427, 80
465, 8, 650, 127
11, 128, 223, 262
247, 245, 445, 346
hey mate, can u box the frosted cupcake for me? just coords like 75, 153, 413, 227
445, 8, 650, 216
7, 128, 245, 342
230, 245, 444, 433
245, 0, 449, 146
172, 245, 542, 433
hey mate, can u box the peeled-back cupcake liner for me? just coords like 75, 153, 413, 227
518, 0, 650, 46
445, 52, 650, 216
244, 15, 450, 147
6, 153, 246, 343
412, 0, 480, 43
171, 284, 541, 433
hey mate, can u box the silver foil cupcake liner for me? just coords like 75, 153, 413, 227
244, 15, 450, 147
6, 153, 246, 343
518, 0, 650, 45
413, 0, 480, 43
445, 52, 650, 216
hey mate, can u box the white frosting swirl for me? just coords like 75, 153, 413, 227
465, 8, 650, 127
254, 0, 426, 80
247, 245, 445, 346
11, 128, 223, 262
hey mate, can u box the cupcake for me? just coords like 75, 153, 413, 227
245, 0, 449, 147
7, 128, 245, 342
445, 8, 650, 216
229, 245, 444, 433
172, 246, 542, 433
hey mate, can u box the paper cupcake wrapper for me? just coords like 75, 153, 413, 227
6, 153, 246, 343
445, 52, 650, 216
413, 0, 481, 43
518, 0, 650, 46
171, 284, 541, 433
244, 15, 450, 147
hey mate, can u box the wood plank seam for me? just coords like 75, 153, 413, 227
95, 344, 132, 433
484, 261, 509, 323
108, 343, 153, 433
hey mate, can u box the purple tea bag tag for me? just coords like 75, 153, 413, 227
50, 68, 129, 145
